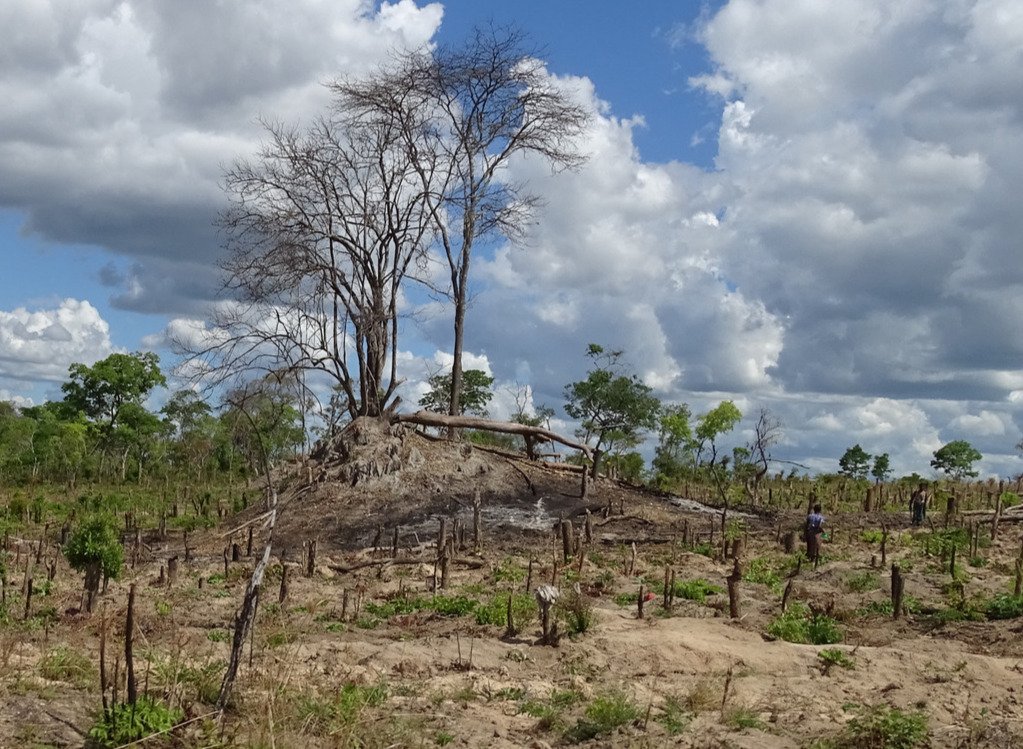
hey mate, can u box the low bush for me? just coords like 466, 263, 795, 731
986, 594, 1023, 620
767, 604, 843, 644
87, 696, 183, 747
564, 690, 639, 743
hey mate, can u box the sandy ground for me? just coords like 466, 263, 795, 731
2, 427, 1023, 747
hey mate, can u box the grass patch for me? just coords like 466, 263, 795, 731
291, 682, 388, 735
767, 604, 843, 644
557, 588, 595, 636
858, 596, 921, 617
722, 705, 764, 730
519, 688, 582, 732
840, 704, 929, 748
673, 578, 724, 602
656, 694, 692, 735
743, 557, 783, 592
564, 690, 640, 743
844, 571, 879, 592
986, 593, 1023, 620
39, 645, 95, 688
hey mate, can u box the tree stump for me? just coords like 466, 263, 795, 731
783, 530, 797, 554
560, 519, 575, 562
891, 564, 904, 619
727, 558, 742, 619
535, 585, 559, 644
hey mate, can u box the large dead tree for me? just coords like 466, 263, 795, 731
332, 26, 590, 425
185, 102, 434, 419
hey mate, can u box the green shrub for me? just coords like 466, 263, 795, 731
493, 558, 526, 583
673, 578, 723, 602
845, 571, 879, 592
519, 689, 582, 731
817, 648, 855, 674
986, 594, 1023, 620
474, 593, 535, 632
564, 690, 639, 743
656, 694, 691, 735
743, 557, 782, 592
844, 705, 929, 748
858, 596, 921, 617
767, 604, 843, 644
558, 588, 595, 636
87, 696, 183, 747
65, 515, 123, 580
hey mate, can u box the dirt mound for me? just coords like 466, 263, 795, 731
259, 417, 623, 556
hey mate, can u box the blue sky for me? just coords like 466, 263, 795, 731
2, 0, 1022, 478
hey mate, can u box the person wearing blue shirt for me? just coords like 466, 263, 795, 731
805, 503, 825, 563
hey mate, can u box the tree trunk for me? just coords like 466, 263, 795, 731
394, 411, 592, 460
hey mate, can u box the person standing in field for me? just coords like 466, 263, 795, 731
805, 502, 825, 564
910, 482, 929, 526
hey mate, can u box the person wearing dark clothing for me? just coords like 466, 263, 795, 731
805, 503, 825, 563
910, 483, 929, 526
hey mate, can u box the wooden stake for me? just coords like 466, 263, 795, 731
727, 558, 742, 619
891, 564, 904, 620
125, 583, 137, 706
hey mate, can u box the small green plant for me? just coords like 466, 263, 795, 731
673, 578, 723, 602
519, 688, 582, 732
858, 596, 921, 617
564, 690, 639, 743
845, 571, 879, 592
87, 696, 183, 747
292, 682, 388, 734
743, 557, 782, 592
817, 648, 855, 674
434, 730, 454, 746
722, 705, 764, 730
656, 694, 692, 735
474, 592, 534, 631
558, 588, 595, 636
860, 529, 884, 544
692, 541, 715, 557
843, 704, 929, 748
207, 629, 229, 643
986, 594, 1023, 620
613, 591, 637, 607
493, 558, 526, 583
767, 604, 843, 644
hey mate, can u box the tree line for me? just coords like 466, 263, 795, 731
0, 352, 304, 486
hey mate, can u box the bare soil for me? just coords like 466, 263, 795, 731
2, 424, 1022, 747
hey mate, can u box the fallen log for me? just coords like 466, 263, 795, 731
394, 410, 592, 460
328, 556, 486, 575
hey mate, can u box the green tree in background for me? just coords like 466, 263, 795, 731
418, 370, 495, 417
652, 403, 695, 486
871, 452, 892, 484
839, 444, 872, 480
931, 440, 982, 480
694, 401, 742, 467
61, 352, 166, 436
563, 344, 660, 477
